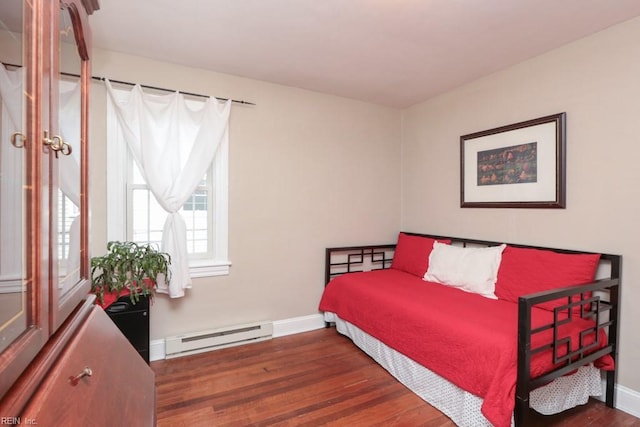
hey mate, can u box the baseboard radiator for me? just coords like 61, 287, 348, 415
164, 321, 273, 359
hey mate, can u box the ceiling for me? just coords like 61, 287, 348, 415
90, 0, 640, 108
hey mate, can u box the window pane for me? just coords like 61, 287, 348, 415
57, 190, 79, 262
179, 189, 209, 254
183, 189, 208, 211
131, 188, 150, 237
131, 188, 162, 248
131, 185, 211, 256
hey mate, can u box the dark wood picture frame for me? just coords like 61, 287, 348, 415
460, 112, 566, 208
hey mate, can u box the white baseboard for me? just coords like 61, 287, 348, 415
616, 383, 640, 418
597, 377, 640, 418
273, 313, 325, 337
149, 313, 326, 362
150, 339, 166, 362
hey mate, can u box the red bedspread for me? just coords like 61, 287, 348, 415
318, 269, 614, 427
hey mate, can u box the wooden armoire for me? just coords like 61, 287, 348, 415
0, 1, 155, 425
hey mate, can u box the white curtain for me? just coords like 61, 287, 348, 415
105, 80, 231, 298
0, 65, 24, 284
0, 65, 22, 129
58, 79, 82, 285
59, 80, 81, 206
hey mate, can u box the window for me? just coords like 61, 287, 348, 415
129, 165, 213, 260
106, 87, 229, 277
57, 189, 78, 261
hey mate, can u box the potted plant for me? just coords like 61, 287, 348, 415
90, 241, 171, 307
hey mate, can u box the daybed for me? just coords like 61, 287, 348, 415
318, 232, 621, 427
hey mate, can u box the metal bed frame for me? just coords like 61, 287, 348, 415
324, 232, 621, 426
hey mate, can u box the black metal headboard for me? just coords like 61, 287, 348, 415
326, 232, 621, 285
324, 244, 395, 285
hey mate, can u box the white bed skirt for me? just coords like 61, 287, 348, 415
324, 312, 602, 427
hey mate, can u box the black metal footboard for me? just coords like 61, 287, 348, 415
515, 252, 621, 426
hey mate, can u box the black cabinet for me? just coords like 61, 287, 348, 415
105, 295, 150, 364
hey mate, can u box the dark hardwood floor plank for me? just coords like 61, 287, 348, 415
152, 328, 640, 427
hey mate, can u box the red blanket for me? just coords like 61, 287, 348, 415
318, 269, 613, 427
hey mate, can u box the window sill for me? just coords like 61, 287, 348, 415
190, 261, 231, 278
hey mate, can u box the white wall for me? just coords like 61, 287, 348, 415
89, 50, 402, 340
401, 16, 640, 393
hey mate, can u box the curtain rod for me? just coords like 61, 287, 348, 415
91, 75, 255, 106
2, 62, 255, 105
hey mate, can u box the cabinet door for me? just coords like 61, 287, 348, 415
49, 0, 92, 332
0, 0, 49, 400
21, 306, 156, 426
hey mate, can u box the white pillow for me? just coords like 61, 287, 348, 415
423, 242, 506, 299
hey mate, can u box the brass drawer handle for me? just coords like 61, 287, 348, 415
68, 367, 92, 386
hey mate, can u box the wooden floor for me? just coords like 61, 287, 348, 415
152, 328, 640, 426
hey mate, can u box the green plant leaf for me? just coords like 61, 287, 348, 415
90, 241, 171, 305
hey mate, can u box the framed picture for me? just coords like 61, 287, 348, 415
460, 112, 566, 208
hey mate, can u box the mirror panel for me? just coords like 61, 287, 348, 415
0, 0, 27, 353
